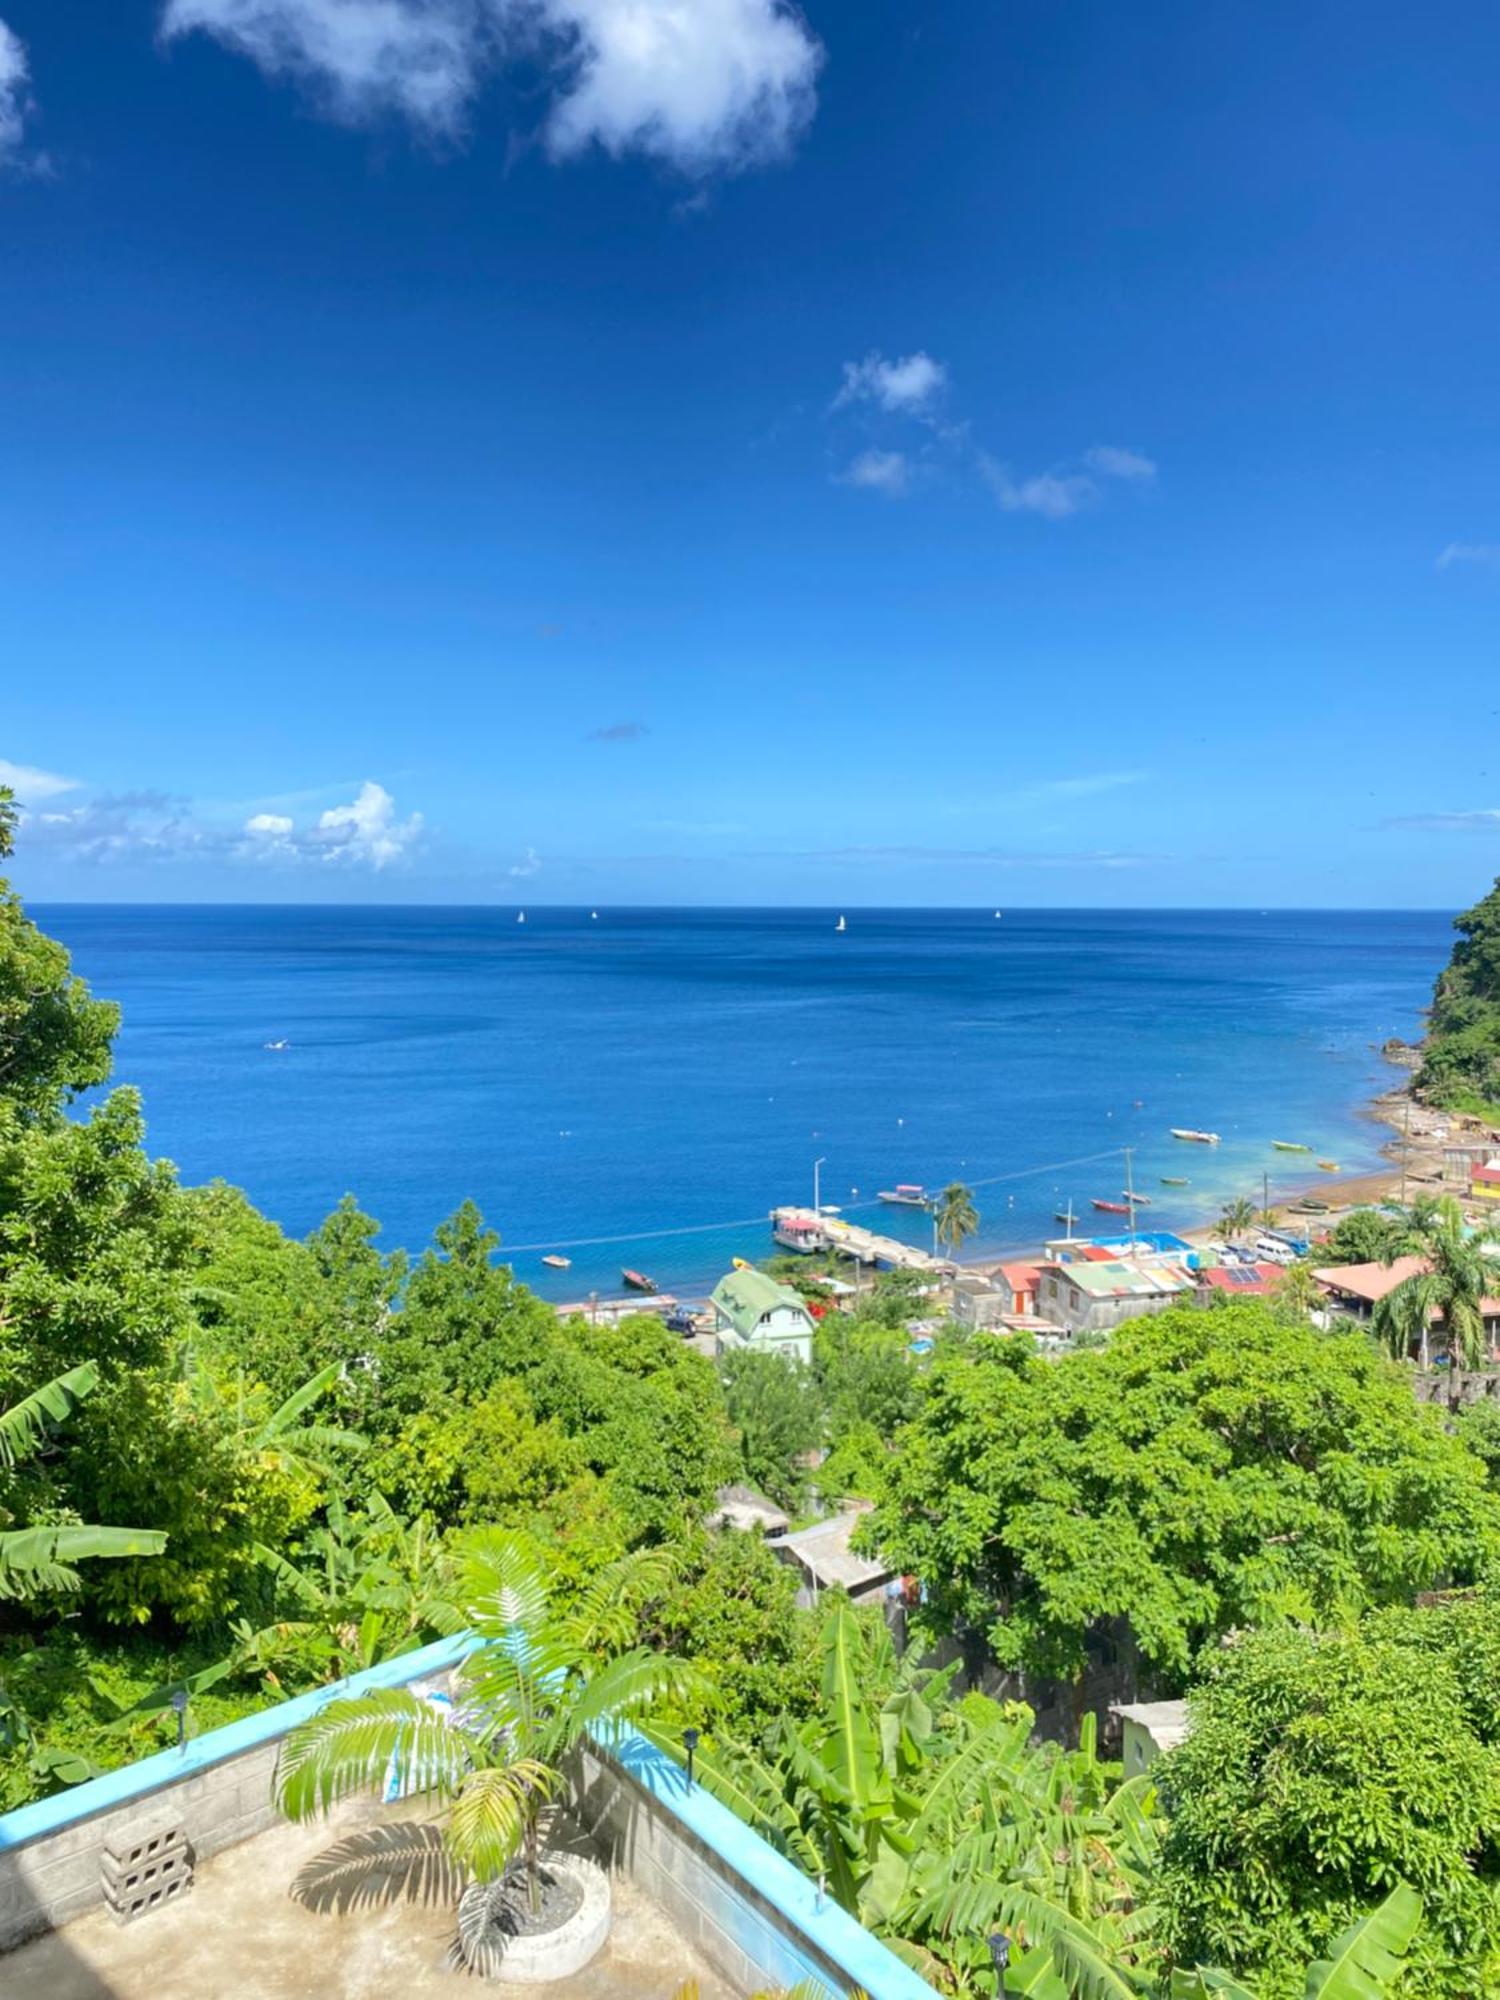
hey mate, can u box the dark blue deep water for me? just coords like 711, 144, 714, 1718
36, 906, 1449, 1302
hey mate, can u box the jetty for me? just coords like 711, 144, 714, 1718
770, 1205, 945, 1273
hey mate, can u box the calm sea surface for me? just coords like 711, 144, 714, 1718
36, 906, 1449, 1302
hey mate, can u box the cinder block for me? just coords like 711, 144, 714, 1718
101, 1832, 190, 1899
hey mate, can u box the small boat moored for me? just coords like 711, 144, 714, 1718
878, 1184, 930, 1208
1160, 1176, 1189, 1187
541, 1254, 571, 1270
1317, 1159, 1340, 1172
1123, 1189, 1152, 1205
1272, 1140, 1311, 1153
1171, 1128, 1221, 1145
621, 1268, 658, 1293
1092, 1198, 1132, 1215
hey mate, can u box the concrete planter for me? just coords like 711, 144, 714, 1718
480, 1855, 611, 1984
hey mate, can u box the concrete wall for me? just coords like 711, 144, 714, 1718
577, 1731, 936, 2000
0, 1635, 482, 1953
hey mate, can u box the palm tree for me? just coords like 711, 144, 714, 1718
0, 1362, 166, 1599
1218, 1197, 1258, 1242
276, 1532, 695, 1970
933, 1182, 979, 1263
1373, 1197, 1500, 1372
1272, 1261, 1323, 1320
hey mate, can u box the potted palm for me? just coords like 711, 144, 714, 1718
275, 1531, 694, 1980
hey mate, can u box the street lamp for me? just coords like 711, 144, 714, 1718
813, 1157, 826, 1213
682, 1727, 699, 1785
169, 1687, 189, 1750
988, 1932, 1011, 1997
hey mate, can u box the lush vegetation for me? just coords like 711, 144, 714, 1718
868, 1303, 1500, 1686
1414, 874, 1500, 1120
5, 793, 1500, 2000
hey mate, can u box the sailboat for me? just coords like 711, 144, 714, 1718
517, 911, 526, 924
993, 911, 1002, 920
835, 915, 847, 933
590, 910, 598, 920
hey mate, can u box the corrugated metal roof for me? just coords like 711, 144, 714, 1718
769, 1508, 890, 1591
710, 1268, 811, 1339
1049, 1260, 1192, 1298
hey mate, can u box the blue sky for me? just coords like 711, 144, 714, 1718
3, 0, 1499, 907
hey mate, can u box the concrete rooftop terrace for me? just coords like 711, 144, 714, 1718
4, 1803, 734, 2000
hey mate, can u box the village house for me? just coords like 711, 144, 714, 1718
767, 1503, 894, 1608
710, 1267, 815, 1364
1035, 1258, 1194, 1335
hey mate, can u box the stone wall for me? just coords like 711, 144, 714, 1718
1413, 1368, 1500, 1408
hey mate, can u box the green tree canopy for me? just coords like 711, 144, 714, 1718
1414, 874, 1500, 1114
0, 788, 119, 1121
1157, 1595, 1500, 2000
869, 1302, 1500, 1685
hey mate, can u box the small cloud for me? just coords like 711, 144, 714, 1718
839, 448, 909, 496
1084, 445, 1157, 483
509, 845, 542, 878
0, 19, 34, 168
237, 811, 297, 861
982, 459, 1099, 520
0, 758, 81, 803
1031, 771, 1149, 800
310, 781, 423, 869
834, 350, 948, 417
586, 721, 649, 743
1436, 544, 1500, 572
1384, 808, 1500, 832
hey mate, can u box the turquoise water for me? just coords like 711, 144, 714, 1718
37, 906, 1448, 1302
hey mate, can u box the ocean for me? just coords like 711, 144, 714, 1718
36, 905, 1449, 1303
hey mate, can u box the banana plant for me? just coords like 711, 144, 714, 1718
181, 1357, 366, 1483
1169, 1884, 1422, 2000
0, 1362, 166, 1599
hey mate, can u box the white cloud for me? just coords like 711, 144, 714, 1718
165, 0, 482, 132
160, 0, 821, 172
834, 350, 947, 417
1385, 808, 1500, 832
19, 792, 209, 863
509, 844, 542, 877
840, 447, 909, 496
1031, 771, 1148, 800
1436, 544, 1500, 572
1084, 445, 1157, 483
310, 780, 423, 868
982, 460, 1099, 520
238, 810, 298, 861
0, 758, 80, 803
0, 20, 33, 166
537, 0, 821, 171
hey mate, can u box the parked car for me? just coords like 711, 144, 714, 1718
665, 1308, 698, 1335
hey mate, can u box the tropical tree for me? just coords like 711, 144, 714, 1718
1373, 1195, 1500, 1371
933, 1182, 980, 1262
872, 1302, 1500, 1687
1168, 1886, 1423, 2000
1157, 1602, 1500, 1999
1217, 1198, 1257, 1242
0, 1362, 166, 1599
276, 1531, 696, 1970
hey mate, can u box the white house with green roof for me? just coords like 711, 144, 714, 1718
710, 1268, 815, 1364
